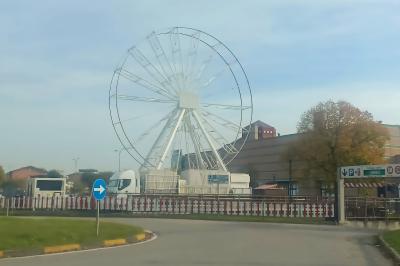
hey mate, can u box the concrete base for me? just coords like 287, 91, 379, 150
343, 220, 400, 230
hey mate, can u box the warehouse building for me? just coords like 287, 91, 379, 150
227, 121, 400, 196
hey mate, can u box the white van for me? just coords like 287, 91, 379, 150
107, 170, 140, 196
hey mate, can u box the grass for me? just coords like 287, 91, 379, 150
382, 230, 400, 254
0, 217, 143, 251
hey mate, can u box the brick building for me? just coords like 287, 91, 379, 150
228, 121, 400, 196
7, 166, 47, 182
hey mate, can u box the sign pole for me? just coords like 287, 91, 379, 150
6, 198, 9, 217
96, 200, 100, 237
337, 177, 345, 224
92, 178, 106, 237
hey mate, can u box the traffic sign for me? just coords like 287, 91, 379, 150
339, 164, 400, 179
92, 178, 107, 200
395, 165, 400, 175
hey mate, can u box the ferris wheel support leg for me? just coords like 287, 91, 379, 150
156, 109, 186, 170
192, 110, 227, 172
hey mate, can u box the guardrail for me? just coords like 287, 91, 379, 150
0, 195, 335, 219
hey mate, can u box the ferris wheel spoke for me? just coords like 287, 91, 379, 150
156, 109, 186, 169
195, 112, 238, 154
198, 59, 238, 91
200, 109, 244, 132
142, 108, 180, 168
201, 102, 251, 110
168, 28, 185, 90
135, 109, 176, 143
185, 116, 207, 170
128, 47, 177, 97
116, 68, 175, 100
112, 114, 144, 126
116, 94, 177, 104
184, 31, 201, 81
192, 110, 227, 171
193, 54, 213, 84
188, 113, 215, 170
147, 32, 181, 93
182, 120, 193, 169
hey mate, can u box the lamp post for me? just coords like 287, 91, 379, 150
72, 157, 80, 173
115, 147, 132, 172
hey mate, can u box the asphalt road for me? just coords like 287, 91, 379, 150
0, 218, 394, 266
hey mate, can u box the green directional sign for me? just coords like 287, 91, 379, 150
363, 169, 385, 176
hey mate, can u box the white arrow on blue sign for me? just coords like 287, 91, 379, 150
92, 178, 107, 200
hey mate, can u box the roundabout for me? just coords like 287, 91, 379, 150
0, 218, 392, 266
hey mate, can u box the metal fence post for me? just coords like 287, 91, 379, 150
262, 200, 265, 217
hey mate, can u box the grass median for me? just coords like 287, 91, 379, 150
382, 230, 400, 254
0, 217, 144, 252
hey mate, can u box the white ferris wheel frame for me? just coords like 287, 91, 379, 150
109, 27, 253, 172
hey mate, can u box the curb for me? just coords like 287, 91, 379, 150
135, 233, 146, 241
378, 235, 400, 264
44, 244, 81, 254
103, 238, 127, 247
1, 231, 152, 258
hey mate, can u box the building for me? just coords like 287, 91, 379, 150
243, 120, 277, 140
384, 124, 400, 160
7, 166, 47, 182
227, 121, 400, 196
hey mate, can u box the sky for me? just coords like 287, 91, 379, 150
1, 0, 399, 174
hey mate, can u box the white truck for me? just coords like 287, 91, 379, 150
107, 170, 140, 196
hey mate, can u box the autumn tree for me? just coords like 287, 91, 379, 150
286, 100, 389, 188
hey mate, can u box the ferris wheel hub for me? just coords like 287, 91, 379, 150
178, 90, 199, 109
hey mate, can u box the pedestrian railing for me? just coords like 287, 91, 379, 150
0, 195, 335, 219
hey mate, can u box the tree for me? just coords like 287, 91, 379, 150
47, 169, 62, 178
80, 172, 110, 187
286, 100, 389, 187
70, 179, 87, 195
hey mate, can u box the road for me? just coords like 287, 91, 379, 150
0, 218, 394, 266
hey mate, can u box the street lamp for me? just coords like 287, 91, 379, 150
72, 157, 80, 173
114, 147, 133, 172
114, 149, 123, 172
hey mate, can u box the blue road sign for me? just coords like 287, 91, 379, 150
92, 178, 107, 200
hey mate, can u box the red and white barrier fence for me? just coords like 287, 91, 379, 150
0, 195, 335, 218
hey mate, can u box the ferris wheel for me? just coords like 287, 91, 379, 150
109, 27, 252, 175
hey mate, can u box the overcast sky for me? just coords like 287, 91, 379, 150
1, 0, 399, 173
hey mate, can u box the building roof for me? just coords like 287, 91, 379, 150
7, 166, 47, 175
244, 120, 274, 129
